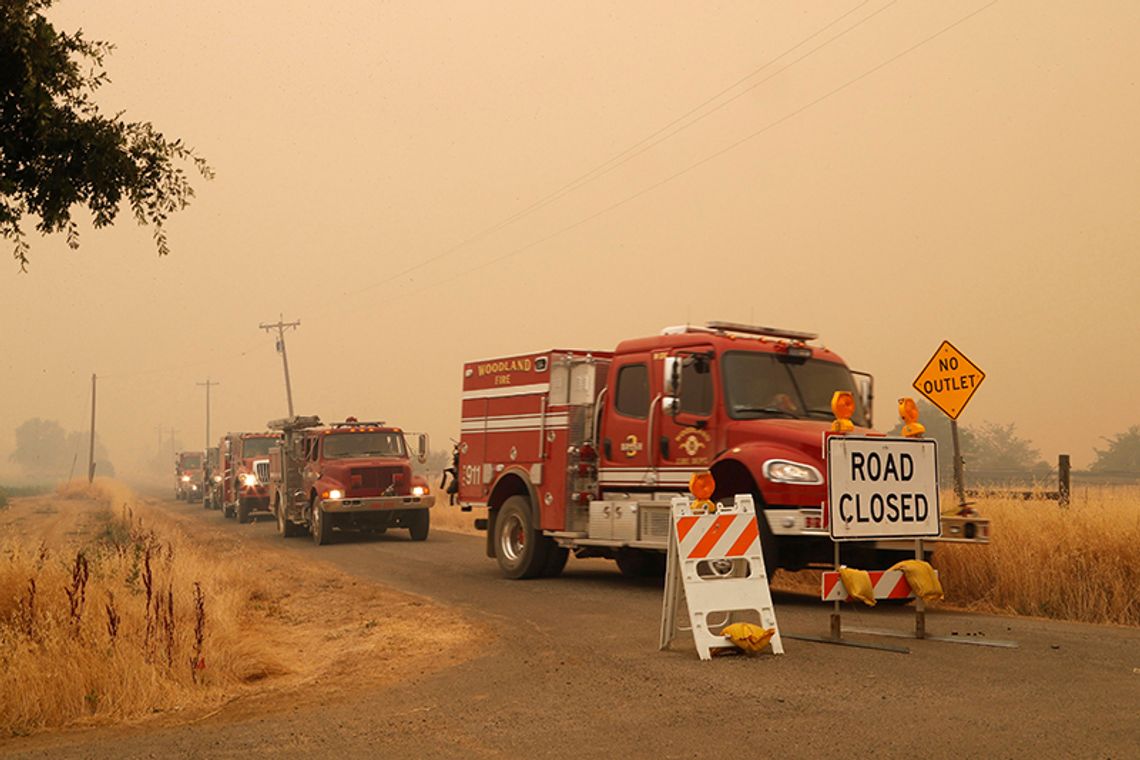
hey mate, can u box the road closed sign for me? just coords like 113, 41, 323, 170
827, 436, 940, 541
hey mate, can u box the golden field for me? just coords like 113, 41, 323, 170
933, 486, 1140, 626
0, 480, 475, 737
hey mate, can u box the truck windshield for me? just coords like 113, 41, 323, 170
180, 453, 203, 469
242, 437, 277, 457
722, 351, 866, 424
323, 432, 406, 459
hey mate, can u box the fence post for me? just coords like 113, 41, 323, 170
1058, 454, 1070, 507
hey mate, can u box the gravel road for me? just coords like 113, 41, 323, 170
6, 499, 1139, 759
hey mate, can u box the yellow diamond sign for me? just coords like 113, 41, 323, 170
912, 341, 985, 420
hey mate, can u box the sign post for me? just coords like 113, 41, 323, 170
912, 341, 986, 509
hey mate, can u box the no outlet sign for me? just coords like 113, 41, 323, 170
827, 437, 940, 541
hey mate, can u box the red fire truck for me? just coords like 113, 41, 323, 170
457, 321, 988, 579
218, 431, 282, 523
267, 416, 434, 545
174, 451, 205, 501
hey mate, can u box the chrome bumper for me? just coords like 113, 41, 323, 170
321, 494, 435, 513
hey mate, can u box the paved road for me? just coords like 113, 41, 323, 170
8, 500, 1140, 759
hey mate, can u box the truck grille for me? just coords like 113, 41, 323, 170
348, 466, 405, 497
254, 460, 270, 484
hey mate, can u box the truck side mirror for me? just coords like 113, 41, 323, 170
662, 397, 680, 416
663, 356, 682, 396
417, 433, 428, 464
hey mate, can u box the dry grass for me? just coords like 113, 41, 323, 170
431, 502, 484, 536
0, 479, 478, 738
772, 486, 1140, 627
934, 486, 1140, 626
0, 480, 290, 735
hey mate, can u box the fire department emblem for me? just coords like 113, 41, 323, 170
620, 434, 643, 458
675, 428, 711, 459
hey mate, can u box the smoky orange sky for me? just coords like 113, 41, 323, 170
2, 0, 1138, 478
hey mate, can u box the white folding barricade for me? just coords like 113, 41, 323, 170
659, 494, 783, 660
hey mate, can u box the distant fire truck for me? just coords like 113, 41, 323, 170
457, 321, 989, 579
267, 416, 434, 545
218, 431, 282, 523
174, 451, 204, 501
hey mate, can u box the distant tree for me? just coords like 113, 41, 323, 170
9, 418, 68, 474
959, 422, 1049, 475
9, 418, 112, 478
1090, 425, 1140, 473
1, 0, 212, 271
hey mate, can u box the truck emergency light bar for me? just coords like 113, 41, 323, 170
705, 321, 818, 342
332, 420, 386, 428
268, 415, 322, 432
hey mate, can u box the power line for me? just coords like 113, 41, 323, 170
326, 0, 884, 303
341, 1, 1000, 310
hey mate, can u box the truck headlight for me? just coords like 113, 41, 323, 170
326, 489, 343, 500
213, 475, 222, 483
412, 485, 428, 497
240, 473, 258, 487
180, 475, 191, 483
763, 459, 822, 484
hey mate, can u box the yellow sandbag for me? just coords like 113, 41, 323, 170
839, 566, 877, 607
888, 559, 944, 602
722, 622, 776, 654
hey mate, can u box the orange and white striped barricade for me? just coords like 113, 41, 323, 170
659, 494, 783, 660
820, 569, 934, 603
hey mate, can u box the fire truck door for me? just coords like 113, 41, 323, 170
658, 345, 717, 469
600, 356, 653, 471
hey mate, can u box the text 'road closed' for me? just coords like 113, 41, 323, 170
827, 438, 940, 541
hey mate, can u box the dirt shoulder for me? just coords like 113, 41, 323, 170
0, 483, 482, 745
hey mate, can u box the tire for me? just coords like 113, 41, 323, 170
237, 499, 251, 524
541, 545, 569, 578
749, 493, 779, 575
311, 499, 333, 546
408, 509, 430, 542
616, 549, 666, 579
494, 495, 551, 579
223, 503, 235, 519
277, 500, 303, 538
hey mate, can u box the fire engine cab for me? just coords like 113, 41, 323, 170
458, 321, 988, 580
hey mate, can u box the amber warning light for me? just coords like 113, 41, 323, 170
689, 471, 716, 514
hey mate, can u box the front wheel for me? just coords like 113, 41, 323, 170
408, 509, 430, 541
311, 500, 333, 546
236, 499, 251, 524
494, 495, 551, 579
277, 500, 303, 538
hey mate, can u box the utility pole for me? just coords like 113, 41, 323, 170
196, 379, 219, 451
259, 315, 300, 417
88, 373, 97, 483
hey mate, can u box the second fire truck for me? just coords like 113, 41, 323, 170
456, 321, 989, 579
267, 416, 435, 545
218, 431, 282, 523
